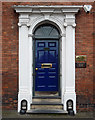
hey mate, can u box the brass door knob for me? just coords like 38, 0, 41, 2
35, 68, 38, 70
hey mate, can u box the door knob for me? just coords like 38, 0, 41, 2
35, 68, 38, 70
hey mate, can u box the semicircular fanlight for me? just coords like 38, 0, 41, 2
34, 24, 60, 39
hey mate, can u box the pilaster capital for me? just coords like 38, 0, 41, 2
18, 13, 30, 27
18, 22, 30, 27
64, 14, 76, 28
63, 22, 76, 28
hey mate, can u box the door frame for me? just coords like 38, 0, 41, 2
33, 38, 61, 97
14, 5, 82, 113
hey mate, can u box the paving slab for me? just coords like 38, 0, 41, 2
1, 110, 94, 119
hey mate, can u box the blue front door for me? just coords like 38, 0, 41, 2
35, 40, 59, 91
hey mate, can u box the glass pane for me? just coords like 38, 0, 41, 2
34, 24, 59, 38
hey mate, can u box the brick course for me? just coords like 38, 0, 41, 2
2, 2, 94, 112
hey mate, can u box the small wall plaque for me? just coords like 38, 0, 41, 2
75, 63, 86, 68
76, 55, 87, 68
76, 55, 86, 62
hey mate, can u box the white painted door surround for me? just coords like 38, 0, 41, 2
14, 5, 83, 113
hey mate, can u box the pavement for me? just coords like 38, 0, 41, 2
1, 110, 94, 119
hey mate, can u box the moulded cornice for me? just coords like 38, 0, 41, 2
13, 5, 83, 14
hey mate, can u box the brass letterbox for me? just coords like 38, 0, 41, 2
41, 63, 52, 68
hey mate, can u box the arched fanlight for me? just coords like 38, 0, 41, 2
34, 24, 60, 39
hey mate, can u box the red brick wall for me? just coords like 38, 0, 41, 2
0, 1, 2, 111
75, 7, 94, 111
2, 2, 19, 109
2, 2, 94, 111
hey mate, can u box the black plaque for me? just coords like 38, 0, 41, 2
75, 63, 86, 68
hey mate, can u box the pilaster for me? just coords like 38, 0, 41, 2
63, 13, 76, 113
18, 13, 32, 112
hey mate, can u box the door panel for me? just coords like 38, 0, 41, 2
35, 40, 59, 91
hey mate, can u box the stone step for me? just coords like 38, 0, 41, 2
32, 98, 61, 103
32, 101, 62, 105
32, 97, 62, 109
33, 96, 61, 99
35, 91, 59, 97
27, 109, 68, 114
31, 104, 63, 110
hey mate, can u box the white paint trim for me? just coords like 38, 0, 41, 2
13, 5, 83, 13
14, 5, 82, 114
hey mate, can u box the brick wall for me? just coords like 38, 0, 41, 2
2, 2, 19, 109
0, 1, 2, 111
75, 4, 94, 111
2, 2, 94, 111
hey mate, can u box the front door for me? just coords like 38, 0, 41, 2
35, 40, 59, 91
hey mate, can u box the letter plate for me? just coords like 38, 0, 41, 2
41, 63, 52, 68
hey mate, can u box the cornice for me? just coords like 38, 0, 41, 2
13, 5, 83, 14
